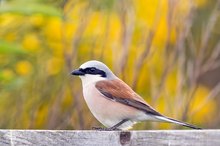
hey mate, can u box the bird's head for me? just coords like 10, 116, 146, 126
71, 60, 116, 85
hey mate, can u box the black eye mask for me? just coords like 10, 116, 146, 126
79, 67, 107, 77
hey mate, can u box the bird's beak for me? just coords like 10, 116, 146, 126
71, 69, 85, 76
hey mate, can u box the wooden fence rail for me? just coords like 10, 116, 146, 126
0, 130, 219, 146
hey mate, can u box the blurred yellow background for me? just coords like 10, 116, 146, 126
0, 0, 220, 130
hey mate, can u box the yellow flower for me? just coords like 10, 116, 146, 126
135, 0, 161, 27
44, 17, 62, 41
63, 22, 76, 41
190, 86, 216, 124
108, 14, 121, 42
22, 34, 40, 52
156, 97, 166, 114
4, 33, 16, 42
153, 18, 168, 47
165, 70, 178, 96
0, 14, 16, 27
15, 61, 32, 76
30, 14, 45, 28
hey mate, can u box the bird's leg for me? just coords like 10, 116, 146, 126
92, 119, 129, 131
92, 127, 107, 130
108, 119, 129, 130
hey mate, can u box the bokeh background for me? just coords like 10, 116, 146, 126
0, 0, 220, 130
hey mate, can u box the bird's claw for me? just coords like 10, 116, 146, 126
92, 126, 121, 131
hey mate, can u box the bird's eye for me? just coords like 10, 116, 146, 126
89, 68, 96, 73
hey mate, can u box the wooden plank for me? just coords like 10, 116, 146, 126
0, 130, 219, 146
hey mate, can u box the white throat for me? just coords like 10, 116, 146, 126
80, 74, 106, 87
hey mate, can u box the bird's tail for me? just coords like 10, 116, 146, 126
155, 116, 202, 129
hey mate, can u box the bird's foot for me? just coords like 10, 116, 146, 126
92, 126, 121, 131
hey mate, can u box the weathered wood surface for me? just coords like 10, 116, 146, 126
0, 130, 219, 146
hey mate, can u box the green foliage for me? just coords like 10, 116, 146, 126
0, 0, 61, 16
0, 40, 26, 54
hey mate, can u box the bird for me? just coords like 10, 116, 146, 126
71, 60, 201, 130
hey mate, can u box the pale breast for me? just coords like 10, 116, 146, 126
82, 83, 141, 129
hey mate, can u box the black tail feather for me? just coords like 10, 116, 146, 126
166, 117, 202, 129
156, 116, 202, 129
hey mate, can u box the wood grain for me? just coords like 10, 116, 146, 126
0, 130, 219, 146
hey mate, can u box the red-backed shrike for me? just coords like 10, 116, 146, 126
71, 60, 201, 130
